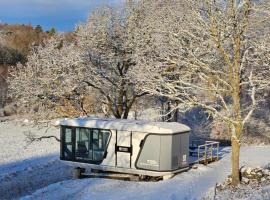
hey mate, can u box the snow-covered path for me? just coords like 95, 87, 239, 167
22, 146, 270, 200
0, 121, 72, 199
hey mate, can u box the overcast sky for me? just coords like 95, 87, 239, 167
0, 0, 124, 32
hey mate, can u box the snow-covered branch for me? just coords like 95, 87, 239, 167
24, 131, 60, 146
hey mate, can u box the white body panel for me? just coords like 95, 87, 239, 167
116, 131, 131, 168
93, 130, 147, 170
60, 118, 190, 177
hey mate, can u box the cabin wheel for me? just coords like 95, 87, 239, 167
138, 175, 162, 182
72, 167, 85, 179
139, 175, 153, 181
138, 175, 146, 181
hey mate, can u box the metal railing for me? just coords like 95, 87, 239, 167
197, 141, 219, 164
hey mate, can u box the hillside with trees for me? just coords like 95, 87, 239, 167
0, 24, 55, 115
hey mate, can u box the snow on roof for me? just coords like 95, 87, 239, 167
60, 118, 190, 134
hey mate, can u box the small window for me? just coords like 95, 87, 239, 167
62, 128, 73, 160
76, 128, 91, 161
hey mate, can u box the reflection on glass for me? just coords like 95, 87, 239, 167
63, 128, 73, 159
74, 128, 110, 162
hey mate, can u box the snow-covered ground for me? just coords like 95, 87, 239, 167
0, 121, 72, 199
213, 181, 270, 200
22, 147, 270, 200
1, 120, 270, 200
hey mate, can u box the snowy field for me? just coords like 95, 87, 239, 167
22, 146, 270, 200
1, 120, 270, 200
0, 121, 72, 199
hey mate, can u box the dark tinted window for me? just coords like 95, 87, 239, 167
62, 127, 73, 160
75, 128, 111, 163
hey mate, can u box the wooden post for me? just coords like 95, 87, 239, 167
0, 65, 8, 109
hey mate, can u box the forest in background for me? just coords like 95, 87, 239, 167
0, 24, 55, 111
1, 1, 268, 144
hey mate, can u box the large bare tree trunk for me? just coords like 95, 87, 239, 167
231, 134, 241, 185
231, 123, 242, 186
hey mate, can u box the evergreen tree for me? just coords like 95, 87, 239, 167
35, 25, 43, 33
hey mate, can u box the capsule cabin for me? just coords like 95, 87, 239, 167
60, 118, 190, 177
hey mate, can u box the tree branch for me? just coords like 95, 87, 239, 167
24, 131, 60, 146
242, 70, 256, 126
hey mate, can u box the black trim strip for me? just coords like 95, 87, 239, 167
60, 126, 75, 161
115, 130, 118, 167
60, 126, 63, 159
71, 127, 76, 160
130, 131, 133, 168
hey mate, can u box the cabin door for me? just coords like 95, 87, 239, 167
115, 131, 132, 168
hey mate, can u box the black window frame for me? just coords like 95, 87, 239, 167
60, 126, 75, 161
60, 125, 112, 164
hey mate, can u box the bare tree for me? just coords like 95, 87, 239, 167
9, 35, 85, 118
133, 0, 270, 185
9, 3, 146, 119
24, 130, 60, 146
0, 44, 25, 109
75, 6, 147, 119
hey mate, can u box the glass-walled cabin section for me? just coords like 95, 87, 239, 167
61, 126, 111, 164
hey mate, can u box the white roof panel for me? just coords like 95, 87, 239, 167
60, 118, 190, 134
